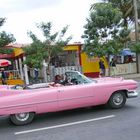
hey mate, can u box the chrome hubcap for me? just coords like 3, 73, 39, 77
113, 94, 123, 105
15, 113, 30, 122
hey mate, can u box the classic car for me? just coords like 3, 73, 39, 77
0, 71, 138, 125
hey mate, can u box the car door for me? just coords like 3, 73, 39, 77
58, 83, 96, 111
33, 88, 59, 113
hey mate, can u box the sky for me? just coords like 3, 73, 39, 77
0, 0, 99, 44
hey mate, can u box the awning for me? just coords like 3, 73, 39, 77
121, 49, 134, 56
0, 59, 11, 67
0, 54, 14, 59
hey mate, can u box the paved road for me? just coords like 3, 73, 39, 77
0, 81, 140, 140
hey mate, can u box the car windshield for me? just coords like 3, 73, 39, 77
65, 71, 96, 84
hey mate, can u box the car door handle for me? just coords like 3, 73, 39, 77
58, 90, 64, 92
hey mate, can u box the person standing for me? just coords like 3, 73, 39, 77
0, 68, 7, 85
110, 58, 116, 76
99, 59, 105, 77
34, 68, 39, 81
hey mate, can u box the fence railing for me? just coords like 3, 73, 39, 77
4, 70, 21, 80
49, 66, 82, 82
28, 66, 82, 83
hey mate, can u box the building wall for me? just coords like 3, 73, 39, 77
80, 52, 108, 77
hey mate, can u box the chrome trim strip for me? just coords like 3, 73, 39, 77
0, 95, 94, 110
58, 95, 94, 102
0, 99, 58, 109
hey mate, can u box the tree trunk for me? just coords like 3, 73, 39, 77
133, 0, 140, 73
107, 54, 111, 76
43, 60, 48, 83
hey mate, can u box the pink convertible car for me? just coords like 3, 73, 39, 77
0, 71, 138, 125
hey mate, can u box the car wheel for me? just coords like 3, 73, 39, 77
108, 91, 126, 109
10, 112, 35, 125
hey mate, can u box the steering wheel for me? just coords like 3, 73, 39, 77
71, 78, 79, 85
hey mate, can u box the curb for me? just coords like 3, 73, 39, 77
118, 73, 140, 79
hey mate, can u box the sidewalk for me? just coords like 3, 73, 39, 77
116, 73, 140, 79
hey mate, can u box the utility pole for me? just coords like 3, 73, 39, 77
133, 0, 139, 73
133, 0, 139, 42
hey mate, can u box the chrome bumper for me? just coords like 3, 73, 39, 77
127, 90, 139, 98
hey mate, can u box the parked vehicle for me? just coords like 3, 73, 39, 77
0, 71, 138, 125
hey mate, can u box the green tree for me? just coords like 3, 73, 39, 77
102, 0, 140, 46
82, 3, 123, 58
0, 31, 15, 48
104, 0, 140, 73
24, 22, 71, 68
129, 41, 140, 52
0, 18, 16, 54
0, 18, 5, 27
103, 0, 140, 27
23, 22, 71, 82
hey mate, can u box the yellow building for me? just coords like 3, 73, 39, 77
64, 43, 108, 77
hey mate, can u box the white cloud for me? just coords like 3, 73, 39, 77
0, 0, 63, 16
0, 0, 99, 44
